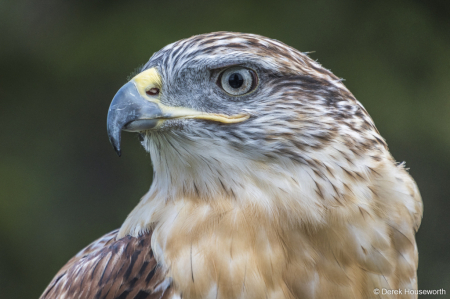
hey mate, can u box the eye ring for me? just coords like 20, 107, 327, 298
217, 67, 258, 96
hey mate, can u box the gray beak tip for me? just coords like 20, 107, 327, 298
113, 144, 122, 157
107, 132, 122, 157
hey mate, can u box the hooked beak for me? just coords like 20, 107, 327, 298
107, 81, 161, 156
107, 67, 250, 156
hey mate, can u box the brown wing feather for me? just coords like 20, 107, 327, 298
40, 229, 173, 299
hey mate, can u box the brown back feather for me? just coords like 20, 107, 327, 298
40, 229, 173, 299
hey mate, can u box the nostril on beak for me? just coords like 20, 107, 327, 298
146, 88, 159, 96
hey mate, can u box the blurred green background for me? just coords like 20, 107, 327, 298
1, 0, 449, 298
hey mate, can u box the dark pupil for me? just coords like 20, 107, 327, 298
228, 73, 244, 88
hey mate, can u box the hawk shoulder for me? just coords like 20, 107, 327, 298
40, 229, 173, 299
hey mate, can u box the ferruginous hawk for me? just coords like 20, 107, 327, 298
41, 32, 422, 299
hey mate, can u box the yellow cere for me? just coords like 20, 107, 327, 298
132, 67, 162, 97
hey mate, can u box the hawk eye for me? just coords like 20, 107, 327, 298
218, 67, 257, 96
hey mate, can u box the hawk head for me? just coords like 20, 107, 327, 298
107, 32, 387, 207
